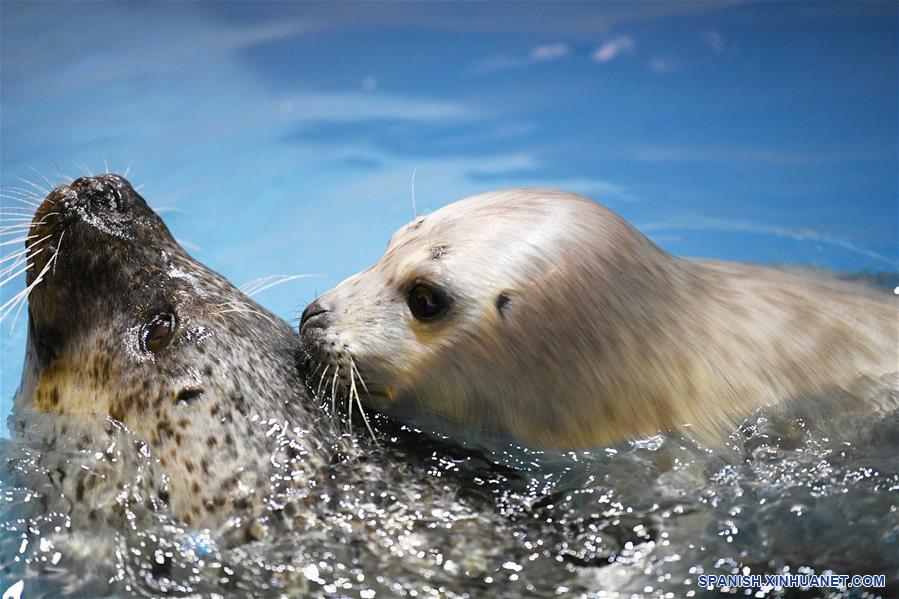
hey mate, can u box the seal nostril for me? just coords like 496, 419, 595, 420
69, 175, 132, 214
300, 299, 330, 332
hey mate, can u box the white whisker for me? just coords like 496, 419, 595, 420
0, 239, 60, 323
0, 234, 38, 248
246, 274, 318, 297
316, 364, 331, 401
52, 230, 65, 275
174, 237, 200, 252
124, 161, 133, 177
0, 258, 35, 288
75, 161, 93, 177
0, 248, 30, 268
0, 224, 35, 232
0, 216, 49, 230
53, 161, 72, 182
0, 203, 38, 211
0, 235, 49, 267
240, 274, 287, 294
28, 167, 56, 191
330, 367, 340, 422
350, 360, 377, 442
150, 206, 190, 216
0, 247, 42, 278
0, 196, 40, 208
9, 177, 50, 196
0, 195, 43, 202
0, 218, 37, 227
4, 185, 43, 196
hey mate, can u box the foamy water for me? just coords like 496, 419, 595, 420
2, 376, 897, 598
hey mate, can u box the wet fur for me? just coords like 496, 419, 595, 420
302, 189, 898, 448
13, 175, 335, 527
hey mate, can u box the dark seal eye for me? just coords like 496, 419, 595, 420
407, 283, 448, 321
141, 313, 177, 354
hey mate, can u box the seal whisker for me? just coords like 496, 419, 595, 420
0, 224, 37, 234
2, 185, 44, 196
0, 238, 60, 323
10, 234, 60, 328
211, 299, 278, 324
0, 258, 37, 288
0, 196, 41, 208
0, 215, 41, 226
244, 274, 319, 298
0, 248, 31, 270
0, 187, 43, 197
9, 176, 50, 196
306, 360, 324, 386
0, 234, 40, 249
330, 367, 340, 424
0, 197, 42, 207
74, 161, 93, 177
4, 233, 50, 254
346, 370, 353, 431
0, 240, 48, 271
52, 161, 72, 182
0, 217, 40, 227
27, 167, 56, 191
0, 210, 34, 223
123, 161, 133, 177
0, 258, 32, 283
52, 230, 65, 276
350, 359, 377, 443
316, 364, 331, 402
173, 237, 200, 252
0, 217, 52, 231
240, 274, 286, 295
0, 208, 39, 218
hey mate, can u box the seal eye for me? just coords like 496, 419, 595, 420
407, 284, 448, 321
142, 313, 176, 354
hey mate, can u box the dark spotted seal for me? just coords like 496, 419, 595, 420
12, 174, 334, 528
300, 189, 898, 448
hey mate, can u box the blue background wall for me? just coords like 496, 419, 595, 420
2, 1, 897, 433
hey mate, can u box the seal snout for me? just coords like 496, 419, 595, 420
68, 174, 134, 214
30, 174, 139, 237
300, 298, 330, 332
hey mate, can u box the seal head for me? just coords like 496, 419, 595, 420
16, 174, 329, 527
301, 189, 898, 448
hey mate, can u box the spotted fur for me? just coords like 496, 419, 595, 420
14, 174, 335, 528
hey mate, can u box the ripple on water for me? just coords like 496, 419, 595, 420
2, 383, 898, 598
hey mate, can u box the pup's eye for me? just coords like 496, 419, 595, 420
407, 284, 448, 321
141, 313, 177, 353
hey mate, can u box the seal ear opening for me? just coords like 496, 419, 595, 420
495, 291, 512, 320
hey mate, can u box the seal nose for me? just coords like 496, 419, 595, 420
300, 299, 330, 332
70, 175, 133, 214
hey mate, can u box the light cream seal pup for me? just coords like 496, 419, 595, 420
299, 188, 898, 448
